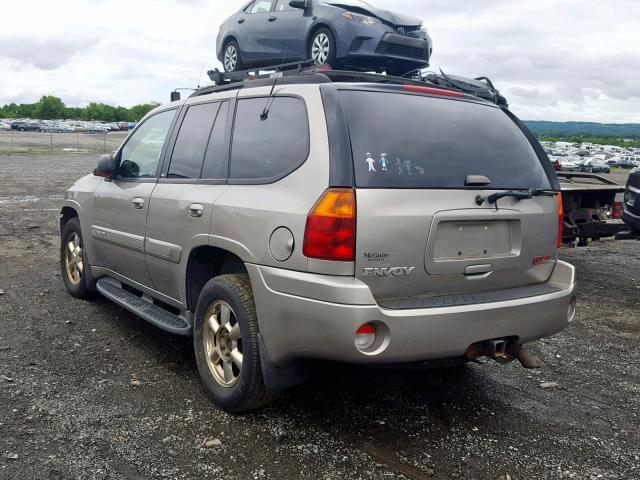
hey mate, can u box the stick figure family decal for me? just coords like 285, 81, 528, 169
365, 153, 425, 175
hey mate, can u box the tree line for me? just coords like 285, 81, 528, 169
0, 96, 160, 123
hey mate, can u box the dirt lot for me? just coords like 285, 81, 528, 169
1, 152, 639, 480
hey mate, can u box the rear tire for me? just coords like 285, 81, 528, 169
309, 28, 337, 67
193, 274, 278, 413
223, 40, 243, 72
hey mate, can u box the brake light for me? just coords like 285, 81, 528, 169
611, 202, 623, 219
402, 85, 464, 98
303, 188, 356, 261
557, 193, 564, 249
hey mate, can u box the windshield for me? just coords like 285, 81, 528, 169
323, 0, 373, 8
339, 90, 552, 190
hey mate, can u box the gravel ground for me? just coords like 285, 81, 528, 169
1, 153, 639, 480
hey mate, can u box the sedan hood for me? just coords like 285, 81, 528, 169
327, 2, 423, 26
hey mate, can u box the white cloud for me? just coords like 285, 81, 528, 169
0, 0, 638, 122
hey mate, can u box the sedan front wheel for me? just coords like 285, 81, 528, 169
309, 28, 337, 67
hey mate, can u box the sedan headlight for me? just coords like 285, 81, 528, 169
341, 11, 380, 25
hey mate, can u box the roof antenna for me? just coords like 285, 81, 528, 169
196, 63, 205, 89
261, 47, 288, 121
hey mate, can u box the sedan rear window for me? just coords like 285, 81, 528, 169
339, 90, 551, 190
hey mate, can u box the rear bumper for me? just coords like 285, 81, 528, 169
247, 261, 576, 366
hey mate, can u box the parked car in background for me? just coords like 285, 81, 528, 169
608, 157, 637, 169
0, 122, 11, 131
551, 155, 579, 172
11, 121, 41, 132
217, 0, 432, 75
580, 159, 611, 174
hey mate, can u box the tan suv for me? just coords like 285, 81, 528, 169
60, 71, 577, 412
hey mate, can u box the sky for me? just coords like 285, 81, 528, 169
0, 0, 638, 122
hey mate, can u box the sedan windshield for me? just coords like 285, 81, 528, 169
323, 0, 373, 8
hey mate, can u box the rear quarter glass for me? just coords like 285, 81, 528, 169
339, 90, 552, 190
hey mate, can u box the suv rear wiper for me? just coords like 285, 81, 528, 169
475, 189, 556, 207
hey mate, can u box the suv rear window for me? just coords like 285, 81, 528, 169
229, 96, 309, 183
339, 90, 551, 190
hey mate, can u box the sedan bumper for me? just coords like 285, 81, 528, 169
338, 24, 432, 71
247, 261, 576, 366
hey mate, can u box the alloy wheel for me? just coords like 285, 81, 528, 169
203, 300, 243, 388
311, 33, 330, 65
224, 45, 238, 71
65, 233, 83, 286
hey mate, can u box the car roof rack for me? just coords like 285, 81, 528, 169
188, 59, 508, 107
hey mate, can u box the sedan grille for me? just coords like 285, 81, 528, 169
376, 41, 427, 60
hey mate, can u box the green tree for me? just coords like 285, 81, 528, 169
0, 97, 161, 122
32, 96, 67, 120
129, 103, 160, 121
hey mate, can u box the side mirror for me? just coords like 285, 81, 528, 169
94, 154, 117, 179
289, 0, 310, 9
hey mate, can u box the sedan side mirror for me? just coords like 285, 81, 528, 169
289, 0, 310, 9
94, 154, 117, 179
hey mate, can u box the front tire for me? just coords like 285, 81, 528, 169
60, 217, 94, 299
223, 41, 243, 72
193, 274, 278, 413
309, 28, 336, 67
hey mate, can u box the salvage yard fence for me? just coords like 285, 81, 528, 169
0, 131, 129, 153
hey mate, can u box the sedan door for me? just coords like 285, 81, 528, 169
262, 0, 309, 61
91, 108, 178, 289
237, 0, 276, 62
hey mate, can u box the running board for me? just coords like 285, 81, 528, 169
96, 278, 192, 336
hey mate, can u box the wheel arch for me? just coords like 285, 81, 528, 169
185, 246, 248, 313
60, 206, 79, 234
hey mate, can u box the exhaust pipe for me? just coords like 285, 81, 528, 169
465, 340, 543, 369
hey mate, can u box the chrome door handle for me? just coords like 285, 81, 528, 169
189, 204, 204, 218
132, 198, 145, 210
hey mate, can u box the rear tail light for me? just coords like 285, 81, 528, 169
610, 202, 623, 219
557, 193, 564, 249
355, 324, 376, 350
303, 188, 356, 262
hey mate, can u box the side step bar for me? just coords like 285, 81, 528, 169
96, 278, 192, 337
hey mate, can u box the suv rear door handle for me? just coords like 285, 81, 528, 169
132, 198, 145, 210
268, 16, 277, 22
238, 18, 245, 24
189, 204, 204, 218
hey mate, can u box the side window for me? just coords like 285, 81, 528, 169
243, 1, 254, 13
274, 0, 296, 11
168, 102, 221, 179
229, 97, 309, 182
250, 0, 273, 13
202, 102, 230, 180
118, 109, 175, 179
